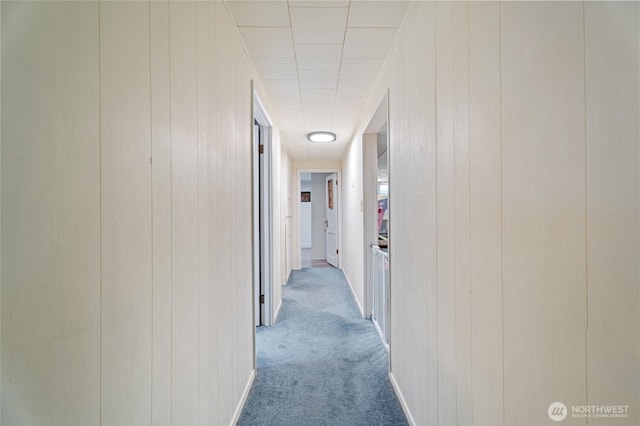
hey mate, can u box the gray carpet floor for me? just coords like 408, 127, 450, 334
237, 267, 408, 426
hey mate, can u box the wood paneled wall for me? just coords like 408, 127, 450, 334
1, 2, 259, 424
345, 2, 639, 425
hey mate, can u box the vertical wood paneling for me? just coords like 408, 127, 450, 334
0, 4, 3, 415
2, 2, 259, 425
196, 3, 213, 425
169, 2, 199, 424
1, 3, 101, 425
351, 2, 638, 425
416, 3, 439, 424
150, 1, 172, 425
341, 136, 365, 310
237, 46, 254, 415
100, 3, 152, 424
387, 3, 439, 424
453, 3, 472, 425
231, 34, 241, 411
214, 4, 233, 422
468, 3, 504, 426
501, 3, 586, 424
387, 10, 409, 410
208, 5, 221, 426
585, 3, 639, 424
435, 3, 457, 424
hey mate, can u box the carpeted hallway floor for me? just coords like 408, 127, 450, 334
237, 267, 408, 426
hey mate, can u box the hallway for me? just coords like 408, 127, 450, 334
1, 1, 638, 425
238, 268, 407, 426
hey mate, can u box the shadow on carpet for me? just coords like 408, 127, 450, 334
237, 268, 408, 426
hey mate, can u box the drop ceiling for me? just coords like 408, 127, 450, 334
226, 0, 409, 161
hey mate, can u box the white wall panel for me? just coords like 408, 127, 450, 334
452, 4, 472, 425
169, 2, 199, 424
279, 145, 294, 286
434, 3, 457, 424
389, 3, 438, 424
99, 3, 152, 424
230, 32, 241, 411
214, 4, 234, 422
341, 137, 365, 310
501, 3, 586, 424
207, 4, 222, 423
235, 41, 254, 422
196, 3, 213, 425
0, 4, 3, 415
239, 35, 253, 408
1, 3, 101, 425
468, 3, 503, 425
387, 10, 409, 410
150, 2, 172, 425
585, 3, 639, 425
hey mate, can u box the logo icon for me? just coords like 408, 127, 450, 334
548, 402, 568, 422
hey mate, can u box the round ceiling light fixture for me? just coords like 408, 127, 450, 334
307, 131, 336, 143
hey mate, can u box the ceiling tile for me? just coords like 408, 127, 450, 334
262, 79, 300, 97
290, 7, 348, 44
299, 69, 339, 89
333, 110, 360, 125
295, 44, 342, 70
337, 79, 374, 97
347, 1, 410, 28
339, 58, 384, 80
239, 27, 294, 58
342, 28, 398, 58
334, 96, 366, 112
227, 1, 290, 27
304, 103, 334, 117
270, 96, 303, 110
278, 111, 306, 129
305, 116, 333, 132
301, 88, 336, 104
252, 58, 298, 79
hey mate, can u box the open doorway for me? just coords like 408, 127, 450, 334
298, 170, 340, 269
253, 91, 273, 327
363, 94, 390, 350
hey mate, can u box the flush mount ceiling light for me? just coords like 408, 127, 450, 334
307, 131, 336, 143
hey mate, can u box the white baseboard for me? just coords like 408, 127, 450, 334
230, 369, 255, 426
389, 372, 416, 426
342, 270, 364, 318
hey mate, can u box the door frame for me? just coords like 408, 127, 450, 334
294, 168, 341, 271
252, 88, 274, 328
362, 92, 390, 352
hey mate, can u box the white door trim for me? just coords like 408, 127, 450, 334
252, 89, 274, 327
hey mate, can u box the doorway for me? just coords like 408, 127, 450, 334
363, 94, 390, 349
253, 93, 273, 327
298, 170, 339, 269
